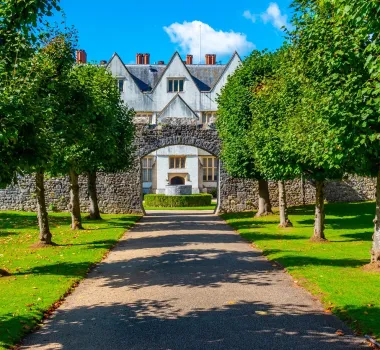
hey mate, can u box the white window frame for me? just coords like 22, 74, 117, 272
202, 157, 218, 181
142, 157, 153, 182
117, 79, 124, 92
168, 78, 185, 92
169, 156, 186, 169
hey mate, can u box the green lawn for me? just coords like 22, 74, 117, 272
222, 201, 380, 340
0, 211, 141, 349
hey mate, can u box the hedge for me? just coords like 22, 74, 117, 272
144, 194, 212, 207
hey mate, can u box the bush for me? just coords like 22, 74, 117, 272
144, 194, 212, 207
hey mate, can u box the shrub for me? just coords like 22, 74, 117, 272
144, 194, 212, 207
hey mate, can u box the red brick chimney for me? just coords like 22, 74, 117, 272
186, 55, 193, 65
136, 53, 144, 64
76, 50, 87, 64
143, 53, 150, 65
205, 54, 216, 65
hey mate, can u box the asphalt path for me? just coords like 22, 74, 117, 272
21, 210, 367, 349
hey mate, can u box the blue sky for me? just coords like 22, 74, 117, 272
58, 0, 293, 64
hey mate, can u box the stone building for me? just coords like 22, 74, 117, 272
107, 51, 241, 194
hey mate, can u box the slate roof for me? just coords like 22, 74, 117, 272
124, 63, 226, 92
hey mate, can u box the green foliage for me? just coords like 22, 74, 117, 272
289, 0, 379, 177
0, 211, 141, 349
144, 194, 212, 207
216, 51, 276, 179
222, 201, 380, 340
49, 63, 135, 176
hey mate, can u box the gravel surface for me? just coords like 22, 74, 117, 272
21, 211, 367, 349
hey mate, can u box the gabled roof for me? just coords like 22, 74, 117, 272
210, 51, 242, 92
159, 94, 199, 120
108, 51, 241, 93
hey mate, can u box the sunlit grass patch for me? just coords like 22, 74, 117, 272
0, 211, 141, 349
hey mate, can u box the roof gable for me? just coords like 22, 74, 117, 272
211, 52, 242, 92
151, 52, 199, 93
158, 94, 199, 121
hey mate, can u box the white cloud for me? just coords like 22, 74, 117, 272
261, 3, 289, 30
163, 20, 254, 63
243, 2, 290, 31
243, 10, 257, 23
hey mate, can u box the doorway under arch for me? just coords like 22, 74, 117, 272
170, 176, 185, 185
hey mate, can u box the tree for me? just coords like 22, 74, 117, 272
0, 0, 61, 187
249, 46, 302, 227
70, 64, 135, 220
216, 51, 276, 217
289, 0, 380, 258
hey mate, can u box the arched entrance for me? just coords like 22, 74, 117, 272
170, 176, 185, 185
129, 124, 225, 214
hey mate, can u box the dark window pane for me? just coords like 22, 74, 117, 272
168, 80, 173, 92
179, 80, 184, 91
181, 157, 186, 168
170, 158, 174, 168
208, 174, 212, 181
174, 80, 179, 91
118, 80, 123, 92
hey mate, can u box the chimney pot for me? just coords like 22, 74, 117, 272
186, 54, 193, 65
136, 53, 144, 64
76, 49, 87, 64
157, 60, 165, 65
100, 59, 107, 65
143, 53, 150, 65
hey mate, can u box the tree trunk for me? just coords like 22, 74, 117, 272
87, 171, 101, 220
35, 170, 52, 244
69, 169, 83, 230
278, 180, 292, 228
370, 168, 380, 264
311, 180, 326, 241
255, 180, 273, 217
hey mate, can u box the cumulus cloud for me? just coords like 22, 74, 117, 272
261, 3, 289, 30
243, 2, 290, 31
163, 20, 254, 63
243, 10, 257, 23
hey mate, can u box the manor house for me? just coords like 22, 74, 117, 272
106, 51, 241, 194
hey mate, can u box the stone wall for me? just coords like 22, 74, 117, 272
0, 172, 375, 214
0, 124, 376, 214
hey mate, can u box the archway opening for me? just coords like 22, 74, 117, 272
171, 176, 185, 185
141, 144, 219, 212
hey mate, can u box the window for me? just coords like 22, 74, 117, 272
202, 157, 218, 181
135, 113, 153, 124
202, 112, 217, 124
118, 79, 124, 92
142, 157, 153, 182
169, 156, 186, 169
168, 78, 184, 92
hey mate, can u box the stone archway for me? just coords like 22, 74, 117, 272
126, 124, 226, 214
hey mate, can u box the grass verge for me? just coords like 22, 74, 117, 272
0, 211, 141, 349
222, 201, 380, 340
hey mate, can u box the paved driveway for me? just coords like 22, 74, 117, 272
22, 211, 367, 349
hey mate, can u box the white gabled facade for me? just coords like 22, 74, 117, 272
107, 51, 242, 194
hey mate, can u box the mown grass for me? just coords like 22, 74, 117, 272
222, 201, 380, 340
0, 211, 141, 349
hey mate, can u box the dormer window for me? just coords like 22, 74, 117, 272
168, 78, 184, 92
